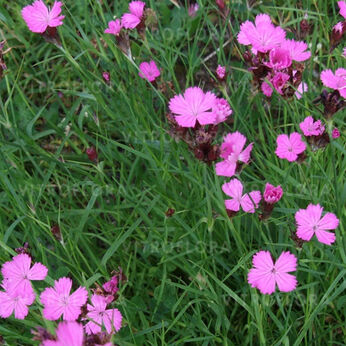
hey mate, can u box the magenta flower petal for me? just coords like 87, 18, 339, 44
295, 82, 308, 99
265, 47, 292, 70
215, 160, 237, 177
43, 321, 84, 346
321, 68, 346, 98
222, 178, 243, 199
240, 191, 261, 213
338, 1, 346, 19
129, 1, 145, 17
283, 39, 311, 62
275, 272, 297, 292
121, 13, 141, 29
222, 179, 261, 214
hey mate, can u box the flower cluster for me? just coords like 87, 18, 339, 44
238, 14, 311, 98
0, 253, 123, 344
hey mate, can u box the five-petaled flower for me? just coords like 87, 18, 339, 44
320, 68, 346, 98
1, 253, 48, 295
222, 178, 261, 214
299, 116, 325, 136
138, 61, 160, 82
40, 277, 88, 321
275, 132, 306, 162
248, 251, 298, 294
216, 132, 253, 177
85, 294, 122, 335
0, 280, 36, 320
295, 204, 339, 245
122, 1, 146, 29
22, 0, 65, 33
42, 321, 84, 346
169, 87, 217, 127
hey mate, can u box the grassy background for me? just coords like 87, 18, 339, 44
0, 0, 345, 344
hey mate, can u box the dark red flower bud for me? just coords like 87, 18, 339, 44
86, 147, 98, 162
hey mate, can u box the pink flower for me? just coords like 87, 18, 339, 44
40, 277, 88, 321
248, 251, 297, 294
332, 128, 340, 138
295, 82, 308, 99
42, 322, 84, 346
122, 1, 145, 29
138, 60, 160, 82
212, 98, 232, 124
333, 22, 344, 34
0, 280, 35, 319
261, 80, 273, 97
283, 39, 311, 62
237, 14, 286, 53
320, 68, 346, 98
275, 133, 306, 162
299, 116, 325, 136
338, 1, 346, 19
216, 65, 226, 80
103, 276, 119, 295
1, 254, 48, 294
295, 204, 339, 245
222, 178, 261, 213
85, 295, 122, 335
169, 87, 217, 127
102, 72, 110, 82
263, 183, 283, 204
22, 0, 64, 33
188, 3, 199, 17
216, 132, 253, 177
265, 47, 292, 70
272, 72, 290, 95
104, 19, 122, 36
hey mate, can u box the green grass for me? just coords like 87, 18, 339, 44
0, 0, 345, 344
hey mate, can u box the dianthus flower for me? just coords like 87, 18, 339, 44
1, 253, 47, 294
275, 133, 306, 162
104, 19, 122, 36
295, 204, 339, 245
85, 295, 122, 335
169, 87, 217, 127
216, 132, 253, 177
248, 251, 297, 294
222, 178, 261, 213
320, 68, 346, 98
237, 14, 286, 53
299, 116, 325, 136
40, 277, 88, 321
122, 1, 145, 29
138, 61, 160, 82
22, 0, 64, 33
